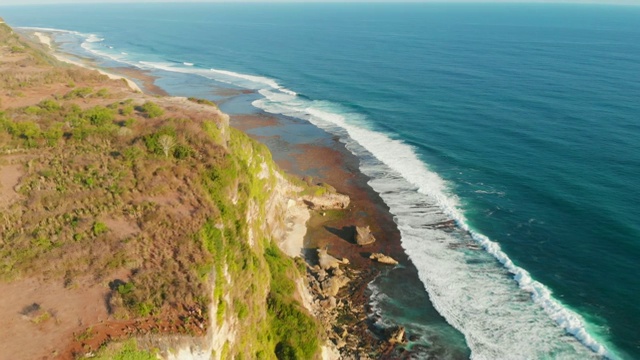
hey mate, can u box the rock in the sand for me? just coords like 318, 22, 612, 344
318, 248, 342, 270
321, 276, 349, 297
355, 225, 376, 246
369, 253, 398, 265
317, 268, 327, 282
320, 296, 337, 310
302, 192, 350, 210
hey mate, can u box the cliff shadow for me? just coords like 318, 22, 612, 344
324, 225, 356, 244
302, 248, 320, 267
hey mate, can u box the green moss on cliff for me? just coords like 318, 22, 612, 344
196, 127, 319, 359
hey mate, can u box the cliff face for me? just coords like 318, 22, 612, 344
0, 22, 320, 360
155, 127, 321, 360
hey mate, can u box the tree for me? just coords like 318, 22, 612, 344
158, 134, 176, 158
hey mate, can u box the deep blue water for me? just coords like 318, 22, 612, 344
3, 3, 640, 359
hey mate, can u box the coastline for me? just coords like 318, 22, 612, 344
232, 110, 423, 359
26, 27, 411, 358
31, 31, 143, 93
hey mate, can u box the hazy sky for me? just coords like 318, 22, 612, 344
1, 0, 639, 5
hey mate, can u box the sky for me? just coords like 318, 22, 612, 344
1, 0, 639, 5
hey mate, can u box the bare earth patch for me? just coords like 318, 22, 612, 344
0, 160, 24, 209
103, 217, 140, 241
147, 194, 195, 218
0, 276, 111, 360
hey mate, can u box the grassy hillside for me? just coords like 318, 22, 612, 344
0, 22, 319, 359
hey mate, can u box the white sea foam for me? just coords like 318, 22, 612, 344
209, 68, 297, 96
85, 34, 103, 43
252, 90, 617, 359
17, 26, 80, 34
183, 62, 194, 66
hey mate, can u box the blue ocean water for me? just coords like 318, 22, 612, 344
3, 3, 640, 359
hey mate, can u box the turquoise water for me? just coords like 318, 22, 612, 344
3, 3, 640, 359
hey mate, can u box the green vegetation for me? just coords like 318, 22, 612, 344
120, 104, 134, 116
139, 101, 164, 118
83, 105, 115, 126
199, 128, 320, 359
92, 222, 109, 236
10, 45, 25, 53
188, 97, 218, 108
64, 87, 94, 99
94, 339, 157, 360
265, 243, 320, 360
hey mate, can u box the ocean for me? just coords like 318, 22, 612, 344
2, 3, 639, 359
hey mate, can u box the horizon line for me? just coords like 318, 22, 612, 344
1, 0, 640, 6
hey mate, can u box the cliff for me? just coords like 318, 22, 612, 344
0, 21, 326, 359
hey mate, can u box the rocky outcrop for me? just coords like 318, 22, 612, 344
385, 326, 406, 345
318, 248, 348, 270
355, 225, 376, 246
369, 253, 398, 265
302, 192, 350, 211
321, 276, 350, 297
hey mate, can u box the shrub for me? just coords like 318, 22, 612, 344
63, 87, 93, 99
38, 99, 61, 112
96, 88, 109, 98
143, 127, 176, 156
10, 121, 41, 145
124, 118, 136, 127
24, 106, 41, 115
43, 124, 63, 146
123, 146, 143, 164
173, 144, 194, 159
82, 106, 114, 126
187, 97, 217, 108
92, 222, 108, 236
120, 104, 134, 116
139, 101, 164, 119
117, 282, 134, 295
94, 339, 156, 360
275, 342, 297, 360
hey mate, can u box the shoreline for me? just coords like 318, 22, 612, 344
31, 31, 143, 93
23, 28, 454, 358
28, 28, 403, 357
230, 110, 417, 358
